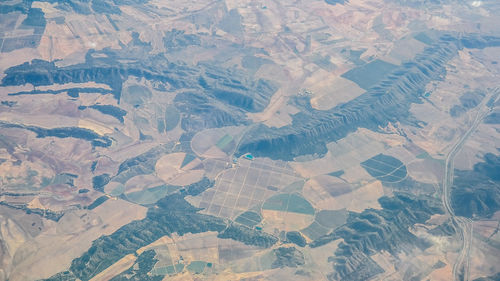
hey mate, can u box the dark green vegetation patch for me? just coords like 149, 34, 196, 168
180, 154, 196, 169
2, 50, 276, 127
328, 170, 344, 177
235, 35, 500, 161
45, 178, 277, 281
0, 7, 46, 52
163, 29, 201, 50
122, 85, 152, 107
301, 221, 330, 240
125, 185, 178, 205
286, 231, 307, 247
413, 32, 435, 45
301, 209, 348, 240
217, 223, 278, 248
451, 153, 500, 218
340, 59, 397, 90
164, 105, 180, 132
115, 144, 175, 184
262, 193, 315, 215
450, 90, 485, 118
186, 261, 208, 274
310, 193, 443, 280
235, 211, 262, 227
87, 196, 108, 210
484, 111, 500, 124
361, 154, 407, 183
21, 8, 46, 29
315, 209, 348, 229
271, 247, 305, 269
0, 122, 112, 147
110, 250, 163, 281
242, 55, 272, 73
79, 104, 127, 123
92, 174, 111, 192
325, 0, 346, 5
0, 201, 64, 222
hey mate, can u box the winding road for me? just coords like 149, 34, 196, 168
442, 88, 499, 281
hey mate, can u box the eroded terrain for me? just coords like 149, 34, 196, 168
1, 0, 500, 280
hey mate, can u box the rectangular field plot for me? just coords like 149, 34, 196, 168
301, 221, 330, 240
1, 35, 41, 52
193, 158, 302, 219
200, 159, 227, 178
341, 59, 398, 90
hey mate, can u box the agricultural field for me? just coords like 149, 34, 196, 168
1, 0, 500, 280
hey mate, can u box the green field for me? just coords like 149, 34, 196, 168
361, 154, 407, 183
300, 209, 347, 240
341, 59, 398, 90
315, 209, 348, 229
87, 196, 108, 210
153, 263, 185, 275
87, 195, 109, 210
151, 266, 169, 275
301, 221, 330, 240
109, 184, 125, 197
180, 154, 196, 168
235, 211, 261, 227
164, 105, 180, 132
125, 185, 179, 205
416, 152, 430, 159
262, 194, 314, 215
122, 85, 152, 106
216, 134, 233, 150
328, 170, 344, 177
187, 261, 207, 274
414, 32, 434, 45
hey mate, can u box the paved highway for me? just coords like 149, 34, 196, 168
442, 88, 499, 281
